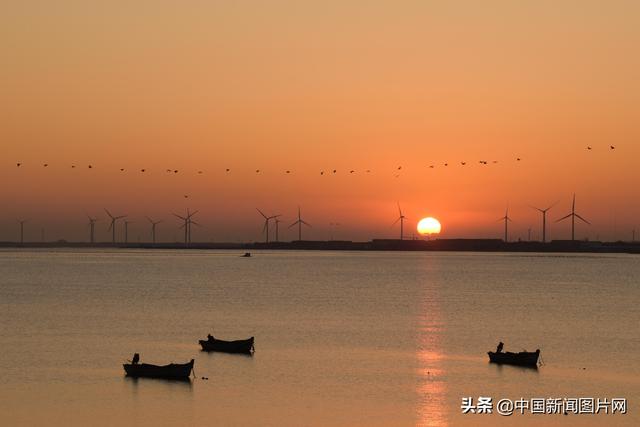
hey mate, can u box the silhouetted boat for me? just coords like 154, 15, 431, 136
242, 252, 251, 257
123, 359, 194, 379
488, 349, 540, 368
199, 336, 254, 354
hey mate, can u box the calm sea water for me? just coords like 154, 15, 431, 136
0, 249, 638, 426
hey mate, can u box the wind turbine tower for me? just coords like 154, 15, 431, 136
87, 215, 97, 243
146, 217, 162, 244
17, 219, 27, 245
392, 203, 406, 240
124, 220, 133, 244
105, 209, 127, 244
173, 209, 199, 244
530, 202, 556, 243
498, 207, 512, 242
274, 217, 282, 242
257, 209, 280, 243
289, 206, 311, 241
556, 194, 590, 241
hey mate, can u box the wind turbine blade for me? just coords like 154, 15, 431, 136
191, 221, 203, 227
108, 222, 113, 231
173, 213, 186, 220
104, 208, 114, 219
288, 221, 298, 228
146, 216, 153, 223
392, 217, 401, 226
397, 202, 402, 216
545, 201, 559, 211
302, 220, 312, 227
574, 213, 590, 225
189, 210, 199, 218
256, 208, 268, 219
556, 213, 573, 222
528, 205, 544, 213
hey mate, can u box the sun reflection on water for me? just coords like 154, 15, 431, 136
416, 278, 447, 427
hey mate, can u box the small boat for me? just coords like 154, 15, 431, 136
241, 252, 251, 257
488, 348, 540, 368
123, 358, 194, 379
199, 336, 254, 354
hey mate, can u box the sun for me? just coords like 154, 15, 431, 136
417, 217, 442, 235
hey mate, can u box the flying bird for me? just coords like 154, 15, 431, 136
286, 170, 291, 174
587, 146, 592, 150
350, 170, 355, 173
320, 171, 324, 175
333, 169, 337, 173
444, 163, 448, 167
516, 158, 521, 161
226, 168, 230, 172
184, 195, 189, 198
71, 165, 76, 168
256, 169, 260, 173
120, 168, 125, 172
198, 171, 203, 174
397, 166, 402, 170
174, 170, 178, 173
610, 145, 615, 150
43, 164, 48, 167
493, 160, 498, 163
429, 165, 434, 168
88, 165, 93, 169
166, 169, 172, 172
16, 163, 21, 167
461, 162, 466, 165
140, 169, 145, 172
366, 170, 371, 173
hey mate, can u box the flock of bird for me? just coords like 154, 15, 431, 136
10, 145, 616, 177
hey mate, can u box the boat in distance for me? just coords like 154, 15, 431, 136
123, 358, 194, 379
488, 348, 540, 368
199, 335, 255, 354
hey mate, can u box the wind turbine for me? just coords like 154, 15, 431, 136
556, 194, 590, 241
105, 209, 126, 244
17, 219, 27, 245
257, 209, 280, 243
124, 220, 134, 244
498, 207, 512, 242
146, 217, 162, 244
173, 209, 199, 244
87, 215, 98, 243
529, 202, 557, 243
289, 206, 311, 241
274, 217, 282, 242
392, 203, 406, 240
187, 211, 201, 243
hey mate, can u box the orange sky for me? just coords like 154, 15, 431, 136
1, 1, 639, 242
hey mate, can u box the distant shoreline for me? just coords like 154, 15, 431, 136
1, 238, 639, 254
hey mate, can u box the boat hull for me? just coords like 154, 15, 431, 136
488, 350, 540, 368
123, 359, 194, 379
199, 337, 254, 354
